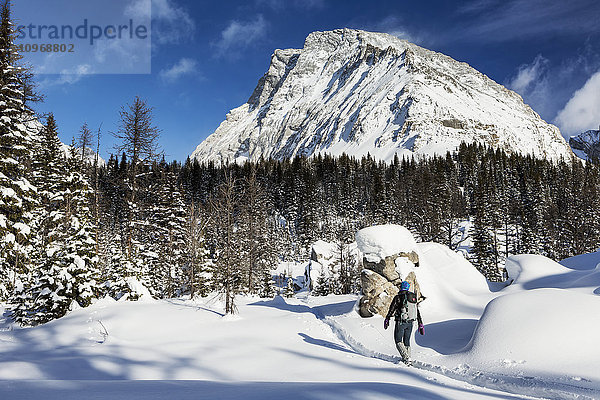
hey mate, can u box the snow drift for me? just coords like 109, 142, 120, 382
506, 254, 600, 295
455, 289, 600, 381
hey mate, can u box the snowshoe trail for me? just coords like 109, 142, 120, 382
308, 302, 598, 400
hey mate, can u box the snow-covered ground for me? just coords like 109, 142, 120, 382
1, 244, 599, 399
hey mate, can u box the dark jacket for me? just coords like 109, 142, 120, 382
386, 290, 423, 324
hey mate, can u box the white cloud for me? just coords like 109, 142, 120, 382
373, 16, 417, 43
502, 49, 600, 129
152, 0, 195, 44
555, 71, 600, 135
504, 55, 556, 117
159, 58, 197, 82
38, 64, 94, 88
256, 0, 324, 10
213, 15, 267, 57
92, 34, 151, 74
126, 0, 195, 44
125, 0, 151, 19
456, 0, 600, 42
506, 54, 548, 94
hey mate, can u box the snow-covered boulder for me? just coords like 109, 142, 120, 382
356, 225, 421, 317
414, 242, 492, 321
310, 240, 338, 265
355, 225, 418, 263
275, 261, 310, 291
454, 289, 600, 381
507, 254, 600, 296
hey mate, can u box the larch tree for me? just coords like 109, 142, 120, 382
210, 172, 241, 314
111, 96, 161, 257
77, 122, 94, 165
239, 164, 277, 294
184, 200, 211, 299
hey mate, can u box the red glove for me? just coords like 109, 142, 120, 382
418, 323, 424, 335
384, 318, 390, 330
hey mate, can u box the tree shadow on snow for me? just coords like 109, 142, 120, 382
249, 296, 315, 314
0, 380, 525, 400
297, 332, 356, 355
0, 315, 228, 381
560, 253, 600, 271
521, 270, 600, 292
276, 349, 520, 400
249, 295, 356, 318
415, 319, 477, 355
164, 299, 225, 317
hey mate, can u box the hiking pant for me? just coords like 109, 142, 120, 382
394, 320, 413, 347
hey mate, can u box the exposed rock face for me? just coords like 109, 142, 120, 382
355, 225, 424, 318
362, 251, 419, 283
191, 28, 573, 164
569, 129, 600, 160
358, 252, 422, 318
359, 269, 398, 318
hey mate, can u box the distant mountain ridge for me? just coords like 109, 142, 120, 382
569, 129, 600, 160
192, 29, 573, 163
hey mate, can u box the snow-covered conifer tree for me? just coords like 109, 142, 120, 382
239, 165, 277, 294
257, 269, 276, 299
183, 201, 211, 298
210, 172, 242, 314
312, 267, 330, 296
284, 275, 295, 298
143, 166, 187, 298
0, 1, 37, 299
11, 121, 100, 325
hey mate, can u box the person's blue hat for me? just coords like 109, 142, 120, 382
400, 281, 410, 291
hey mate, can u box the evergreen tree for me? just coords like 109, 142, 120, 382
257, 269, 276, 298
284, 275, 295, 298
471, 164, 502, 280
239, 165, 277, 294
144, 167, 187, 298
12, 122, 100, 325
0, 1, 37, 299
312, 266, 330, 296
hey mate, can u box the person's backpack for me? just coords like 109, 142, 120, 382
400, 291, 418, 322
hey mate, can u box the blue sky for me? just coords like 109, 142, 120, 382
15, 0, 600, 161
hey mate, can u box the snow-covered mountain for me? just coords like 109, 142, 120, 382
191, 29, 573, 164
569, 128, 600, 160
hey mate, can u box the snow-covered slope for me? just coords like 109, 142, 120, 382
2, 247, 600, 398
0, 295, 527, 400
192, 29, 573, 164
323, 247, 600, 399
569, 129, 600, 160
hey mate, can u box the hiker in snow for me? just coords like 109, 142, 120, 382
383, 281, 424, 365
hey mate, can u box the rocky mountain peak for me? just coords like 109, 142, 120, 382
192, 29, 573, 164
569, 128, 600, 160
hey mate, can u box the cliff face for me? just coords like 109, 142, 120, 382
192, 29, 573, 164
